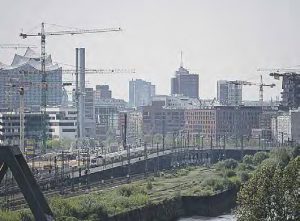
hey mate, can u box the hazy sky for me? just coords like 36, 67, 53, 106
1, 0, 299, 101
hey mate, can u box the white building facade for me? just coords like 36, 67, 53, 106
271, 109, 300, 145
47, 106, 77, 140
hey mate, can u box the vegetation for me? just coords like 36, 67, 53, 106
1, 148, 298, 220
46, 138, 73, 150
235, 147, 300, 221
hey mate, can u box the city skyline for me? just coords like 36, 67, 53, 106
0, 0, 299, 102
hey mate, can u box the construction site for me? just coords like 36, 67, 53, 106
0, 2, 299, 220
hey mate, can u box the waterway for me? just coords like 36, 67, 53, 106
178, 214, 235, 221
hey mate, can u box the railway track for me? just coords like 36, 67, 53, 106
7, 172, 155, 210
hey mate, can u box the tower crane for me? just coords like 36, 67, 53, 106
19, 22, 122, 150
5, 76, 72, 153
3, 68, 134, 152
229, 75, 275, 103
262, 69, 300, 109
0, 44, 37, 49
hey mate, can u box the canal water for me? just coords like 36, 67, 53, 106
178, 214, 235, 221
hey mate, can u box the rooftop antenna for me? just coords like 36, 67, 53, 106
180, 51, 183, 68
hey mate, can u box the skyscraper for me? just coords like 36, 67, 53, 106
281, 75, 300, 109
217, 80, 242, 105
95, 85, 112, 100
129, 79, 155, 108
170, 56, 199, 98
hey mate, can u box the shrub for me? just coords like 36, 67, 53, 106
216, 159, 238, 170
224, 169, 236, 178
253, 152, 269, 165
19, 210, 34, 221
50, 197, 73, 218
118, 184, 146, 197
0, 210, 21, 221
239, 171, 250, 183
270, 148, 291, 167
291, 146, 300, 158
243, 155, 253, 165
146, 180, 153, 190
176, 168, 189, 176
237, 163, 255, 172
223, 159, 238, 169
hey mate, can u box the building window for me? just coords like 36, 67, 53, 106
62, 129, 76, 132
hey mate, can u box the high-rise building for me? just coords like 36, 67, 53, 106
171, 63, 199, 98
95, 85, 112, 100
129, 79, 155, 108
84, 87, 95, 138
217, 80, 242, 105
0, 48, 63, 111
281, 75, 300, 109
0, 112, 44, 146
94, 99, 127, 141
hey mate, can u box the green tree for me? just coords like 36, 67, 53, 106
252, 151, 269, 165
236, 156, 300, 221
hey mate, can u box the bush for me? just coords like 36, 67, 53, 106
291, 146, 300, 158
19, 210, 34, 221
239, 171, 250, 183
212, 178, 235, 192
0, 210, 21, 221
201, 176, 236, 192
146, 180, 153, 190
224, 169, 236, 178
176, 168, 189, 177
118, 184, 146, 197
270, 148, 291, 167
216, 159, 238, 170
253, 152, 269, 165
243, 155, 253, 165
224, 159, 238, 169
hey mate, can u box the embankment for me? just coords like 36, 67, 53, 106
108, 188, 238, 221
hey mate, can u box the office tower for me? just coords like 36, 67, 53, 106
217, 80, 242, 105
171, 63, 199, 98
129, 79, 155, 108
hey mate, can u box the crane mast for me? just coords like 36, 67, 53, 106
20, 22, 122, 150
229, 75, 275, 104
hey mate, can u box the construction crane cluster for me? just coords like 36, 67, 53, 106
229, 75, 275, 104
17, 22, 123, 150
259, 67, 300, 109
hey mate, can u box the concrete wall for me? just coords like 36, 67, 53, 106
108, 188, 238, 221
73, 148, 266, 185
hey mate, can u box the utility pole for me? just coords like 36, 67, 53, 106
144, 143, 148, 177
19, 87, 25, 152
60, 151, 65, 195
162, 118, 165, 153
86, 149, 90, 190
156, 142, 160, 174
123, 113, 130, 183
187, 130, 190, 147
281, 132, 284, 147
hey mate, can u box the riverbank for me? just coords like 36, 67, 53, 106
108, 188, 238, 221
1, 153, 260, 220
178, 214, 236, 221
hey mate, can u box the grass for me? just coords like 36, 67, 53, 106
0, 155, 261, 220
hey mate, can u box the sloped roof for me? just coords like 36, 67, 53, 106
0, 47, 60, 72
